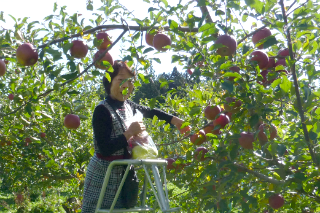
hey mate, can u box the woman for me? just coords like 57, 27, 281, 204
81, 61, 185, 212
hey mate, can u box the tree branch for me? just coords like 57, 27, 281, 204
237, 24, 268, 45
1, 28, 128, 117
287, 0, 308, 16
279, 0, 318, 167
234, 163, 285, 185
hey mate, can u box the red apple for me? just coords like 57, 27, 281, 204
215, 35, 237, 56
224, 97, 242, 113
4, 60, 9, 64
25, 137, 31, 143
0, 60, 6, 76
278, 48, 289, 57
64, 114, 81, 129
238, 132, 254, 149
258, 124, 277, 144
252, 28, 272, 49
94, 50, 114, 70
194, 147, 208, 161
15, 193, 24, 203
203, 122, 221, 135
95, 32, 112, 50
250, 50, 269, 69
187, 69, 193, 75
16, 43, 38, 66
70, 40, 88, 59
269, 194, 285, 209
166, 158, 176, 170
40, 132, 46, 138
8, 94, 14, 100
213, 114, 230, 129
225, 111, 232, 121
258, 70, 275, 86
179, 125, 191, 136
228, 66, 240, 81
153, 33, 171, 51
204, 105, 221, 120
145, 31, 158, 46
190, 130, 206, 145
263, 58, 276, 70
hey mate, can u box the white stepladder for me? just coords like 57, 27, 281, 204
94, 159, 181, 213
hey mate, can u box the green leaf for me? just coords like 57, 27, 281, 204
105, 72, 111, 82
149, 98, 157, 109
189, 106, 201, 116
249, 114, 259, 128
168, 19, 178, 30
87, 3, 93, 11
25, 103, 32, 115
53, 2, 58, 12
160, 0, 168, 7
223, 72, 242, 79
262, 36, 278, 49
199, 23, 216, 33
63, 43, 73, 54
280, 76, 292, 93
221, 81, 234, 93
143, 47, 154, 54
244, 0, 264, 14
61, 72, 77, 80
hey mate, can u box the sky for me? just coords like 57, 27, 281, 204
0, 0, 197, 75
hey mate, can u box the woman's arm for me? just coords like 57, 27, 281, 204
93, 105, 130, 157
127, 100, 189, 132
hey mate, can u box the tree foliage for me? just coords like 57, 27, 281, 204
1, 0, 320, 212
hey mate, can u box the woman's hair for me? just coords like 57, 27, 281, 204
102, 61, 135, 94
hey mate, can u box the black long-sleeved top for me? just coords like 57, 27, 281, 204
92, 96, 173, 157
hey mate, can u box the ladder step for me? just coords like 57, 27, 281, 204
96, 206, 154, 213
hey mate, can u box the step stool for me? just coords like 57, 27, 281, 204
95, 159, 181, 213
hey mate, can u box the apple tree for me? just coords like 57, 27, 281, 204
0, 0, 320, 212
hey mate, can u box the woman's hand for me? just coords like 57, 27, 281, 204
171, 116, 191, 136
123, 121, 146, 140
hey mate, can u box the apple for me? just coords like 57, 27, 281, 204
194, 147, 208, 161
278, 48, 289, 57
166, 158, 176, 170
8, 94, 14, 100
228, 66, 240, 81
4, 60, 9, 64
250, 50, 269, 69
203, 122, 221, 135
40, 132, 46, 138
190, 130, 206, 145
269, 194, 285, 209
215, 34, 237, 56
252, 28, 272, 49
153, 33, 171, 51
145, 31, 158, 46
225, 111, 232, 121
258, 70, 275, 86
213, 114, 230, 129
263, 58, 276, 70
179, 125, 191, 136
94, 50, 114, 70
258, 124, 277, 144
15, 193, 24, 203
64, 114, 81, 129
95, 32, 112, 50
275, 59, 287, 73
224, 97, 242, 113
187, 69, 193, 75
70, 40, 88, 58
25, 137, 32, 143
204, 105, 221, 120
0, 60, 6, 76
16, 43, 38, 66
6, 141, 12, 146
238, 132, 254, 149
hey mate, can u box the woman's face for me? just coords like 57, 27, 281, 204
109, 67, 134, 101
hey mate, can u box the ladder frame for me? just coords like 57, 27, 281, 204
94, 159, 181, 213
